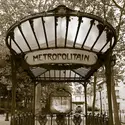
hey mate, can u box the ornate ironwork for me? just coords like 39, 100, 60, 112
12, 113, 109, 125
5, 5, 117, 125
38, 114, 47, 125
56, 114, 67, 125
6, 5, 117, 82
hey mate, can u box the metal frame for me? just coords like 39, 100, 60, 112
6, 5, 117, 83
5, 5, 117, 125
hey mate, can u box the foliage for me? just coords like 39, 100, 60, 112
0, 108, 5, 114
87, 106, 99, 111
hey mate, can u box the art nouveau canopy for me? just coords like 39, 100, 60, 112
6, 5, 117, 82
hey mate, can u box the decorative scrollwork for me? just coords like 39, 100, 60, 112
56, 114, 67, 125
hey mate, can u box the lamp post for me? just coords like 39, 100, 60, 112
5, 85, 11, 121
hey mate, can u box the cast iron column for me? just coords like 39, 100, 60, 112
99, 90, 102, 114
84, 83, 88, 125
32, 83, 36, 125
105, 53, 113, 125
11, 54, 17, 125
98, 86, 102, 115
5, 86, 11, 121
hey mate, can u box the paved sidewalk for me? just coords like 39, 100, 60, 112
0, 115, 10, 125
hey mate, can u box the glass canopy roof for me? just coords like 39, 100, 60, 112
6, 5, 117, 82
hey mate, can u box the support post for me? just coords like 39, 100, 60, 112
105, 53, 113, 125
99, 89, 102, 114
0, 95, 2, 108
32, 83, 36, 125
11, 54, 17, 125
5, 89, 10, 121
84, 83, 88, 125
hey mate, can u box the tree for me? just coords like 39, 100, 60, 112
111, 66, 121, 125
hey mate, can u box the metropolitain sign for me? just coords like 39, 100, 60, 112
24, 49, 97, 65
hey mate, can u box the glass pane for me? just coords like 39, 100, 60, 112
21, 21, 39, 50
33, 18, 47, 48
57, 17, 66, 47
75, 18, 92, 48
55, 70, 59, 77
112, 37, 115, 46
44, 17, 55, 47
65, 70, 70, 77
39, 73, 44, 77
30, 67, 47, 77
7, 36, 11, 46
93, 30, 107, 52
14, 27, 30, 52
75, 73, 79, 78
11, 39, 21, 53
60, 70, 65, 77
49, 70, 54, 77
101, 42, 110, 52
74, 67, 91, 77
70, 70, 75, 77
84, 20, 99, 50
67, 16, 79, 47
45, 71, 50, 77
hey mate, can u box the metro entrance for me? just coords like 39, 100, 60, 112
5, 5, 117, 125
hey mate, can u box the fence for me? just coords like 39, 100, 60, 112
105, 110, 125, 124
11, 112, 34, 125
10, 110, 125, 125
35, 113, 108, 125
10, 112, 109, 125
87, 113, 108, 125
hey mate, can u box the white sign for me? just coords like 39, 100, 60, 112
24, 49, 97, 65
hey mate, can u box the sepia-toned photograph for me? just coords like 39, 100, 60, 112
0, 0, 124, 125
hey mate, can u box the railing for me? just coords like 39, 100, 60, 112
11, 112, 34, 125
35, 113, 86, 125
87, 113, 108, 125
35, 113, 108, 125
105, 110, 125, 124
11, 112, 109, 125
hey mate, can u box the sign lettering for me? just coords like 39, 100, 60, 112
25, 49, 97, 65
